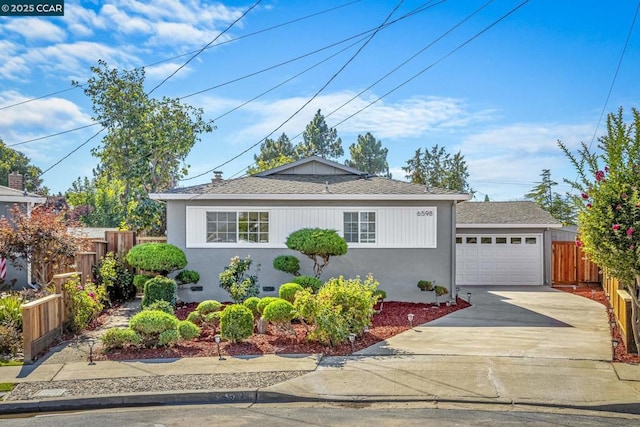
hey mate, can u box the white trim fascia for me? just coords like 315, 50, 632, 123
0, 196, 47, 204
456, 223, 562, 229
151, 193, 472, 202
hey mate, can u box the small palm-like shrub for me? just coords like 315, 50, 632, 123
177, 320, 201, 340
142, 276, 177, 308
196, 300, 222, 315
143, 300, 175, 315
129, 310, 179, 347
291, 275, 323, 293
219, 256, 260, 303
101, 328, 141, 350
125, 243, 188, 275
257, 297, 280, 315
279, 282, 304, 303
220, 304, 254, 343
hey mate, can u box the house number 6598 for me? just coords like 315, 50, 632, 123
416, 210, 433, 217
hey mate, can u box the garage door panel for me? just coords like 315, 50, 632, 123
456, 234, 543, 286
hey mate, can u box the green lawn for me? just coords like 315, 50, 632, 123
0, 382, 15, 392
0, 360, 23, 367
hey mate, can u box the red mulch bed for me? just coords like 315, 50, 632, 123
554, 284, 640, 364
99, 299, 471, 361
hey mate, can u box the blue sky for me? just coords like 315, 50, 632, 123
1, 0, 639, 200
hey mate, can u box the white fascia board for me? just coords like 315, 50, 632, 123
456, 223, 563, 229
0, 196, 47, 203
150, 193, 472, 202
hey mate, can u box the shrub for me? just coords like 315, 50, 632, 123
434, 285, 449, 296
133, 274, 155, 292
294, 275, 378, 346
177, 320, 201, 340
125, 243, 187, 275
257, 297, 280, 315
243, 297, 261, 318
262, 299, 296, 330
129, 310, 179, 347
93, 252, 135, 303
63, 276, 104, 333
176, 269, 200, 285
203, 311, 221, 329
285, 228, 347, 278
279, 282, 304, 303
0, 293, 24, 330
0, 322, 22, 356
273, 255, 300, 276
219, 256, 260, 303
101, 328, 141, 350
196, 300, 222, 315
372, 289, 387, 302
158, 329, 179, 347
291, 275, 323, 293
141, 276, 177, 308
219, 304, 254, 343
143, 300, 174, 315
417, 280, 433, 291
186, 311, 203, 325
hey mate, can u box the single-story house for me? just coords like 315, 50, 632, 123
151, 157, 563, 302
151, 156, 471, 302
0, 172, 47, 288
455, 201, 562, 287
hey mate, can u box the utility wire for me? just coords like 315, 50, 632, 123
183, 0, 408, 182
39, 128, 105, 177
8, 123, 99, 148
0, 0, 361, 111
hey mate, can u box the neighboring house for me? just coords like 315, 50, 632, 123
455, 201, 562, 287
151, 156, 471, 302
0, 172, 47, 288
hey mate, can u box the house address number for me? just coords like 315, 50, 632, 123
416, 210, 434, 217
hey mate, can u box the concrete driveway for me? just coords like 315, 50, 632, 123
358, 286, 612, 361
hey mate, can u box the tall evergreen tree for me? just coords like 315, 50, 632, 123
295, 109, 343, 160
525, 169, 576, 225
402, 145, 472, 193
254, 133, 295, 163
345, 132, 390, 177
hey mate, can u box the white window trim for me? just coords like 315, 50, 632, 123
343, 210, 377, 246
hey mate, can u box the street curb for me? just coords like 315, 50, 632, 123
3, 389, 640, 416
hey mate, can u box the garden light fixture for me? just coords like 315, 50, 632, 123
572, 285, 577, 292
591, 289, 596, 298
348, 333, 356, 353
87, 338, 96, 365
467, 293, 472, 304
407, 313, 414, 328
214, 334, 225, 360
455, 286, 460, 299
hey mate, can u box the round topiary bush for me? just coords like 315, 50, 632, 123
101, 328, 141, 350
129, 310, 179, 347
256, 297, 280, 315
196, 300, 222, 315
219, 304, 254, 343
158, 329, 179, 347
177, 320, 201, 340
143, 300, 175, 315
125, 243, 188, 275
243, 297, 261, 318
291, 275, 323, 293
134, 274, 155, 293
262, 299, 296, 324
279, 282, 304, 303
186, 311, 203, 325
273, 255, 300, 275
141, 276, 177, 308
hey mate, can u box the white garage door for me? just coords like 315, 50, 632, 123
456, 234, 543, 285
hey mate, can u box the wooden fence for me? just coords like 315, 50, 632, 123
603, 272, 635, 352
552, 241, 600, 285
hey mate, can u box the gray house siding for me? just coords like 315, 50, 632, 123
456, 227, 554, 286
166, 199, 457, 303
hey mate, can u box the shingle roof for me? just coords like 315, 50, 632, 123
457, 201, 561, 225
0, 185, 46, 202
162, 174, 466, 197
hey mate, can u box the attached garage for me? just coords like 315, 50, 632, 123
455, 202, 561, 286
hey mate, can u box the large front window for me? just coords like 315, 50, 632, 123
343, 211, 376, 243
207, 211, 269, 243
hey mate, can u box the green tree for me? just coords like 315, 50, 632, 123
285, 228, 347, 278
65, 174, 127, 227
295, 109, 343, 160
247, 154, 296, 175
525, 169, 576, 225
76, 60, 213, 233
402, 145, 472, 193
254, 133, 295, 163
559, 107, 640, 351
0, 138, 44, 192
345, 132, 390, 177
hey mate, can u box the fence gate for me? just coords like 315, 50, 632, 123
552, 241, 600, 285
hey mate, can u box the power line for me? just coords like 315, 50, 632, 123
39, 128, 105, 177
183, 0, 408, 182
0, 0, 362, 111
8, 123, 99, 148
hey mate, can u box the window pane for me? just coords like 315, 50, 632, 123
466, 237, 477, 244
511, 237, 522, 244
456, 237, 462, 244
481, 237, 492, 244
496, 237, 507, 244
525, 237, 537, 244
207, 211, 237, 242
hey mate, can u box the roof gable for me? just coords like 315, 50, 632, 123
255, 156, 363, 177
457, 201, 561, 227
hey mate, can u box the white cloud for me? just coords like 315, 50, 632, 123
4, 18, 66, 42
144, 62, 193, 81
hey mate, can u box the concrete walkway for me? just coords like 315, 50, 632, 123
359, 286, 612, 360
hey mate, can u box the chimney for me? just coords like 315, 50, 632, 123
212, 171, 223, 183
8, 171, 23, 191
